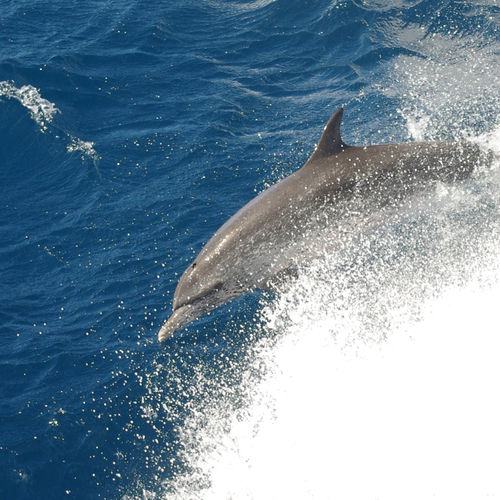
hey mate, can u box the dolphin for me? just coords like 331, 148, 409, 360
158, 107, 490, 341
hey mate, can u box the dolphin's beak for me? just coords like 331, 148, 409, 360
158, 304, 200, 341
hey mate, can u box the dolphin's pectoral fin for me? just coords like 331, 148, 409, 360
308, 107, 349, 163
258, 267, 299, 292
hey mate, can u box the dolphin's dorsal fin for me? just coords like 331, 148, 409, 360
307, 108, 348, 163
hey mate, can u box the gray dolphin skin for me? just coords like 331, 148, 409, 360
158, 108, 490, 341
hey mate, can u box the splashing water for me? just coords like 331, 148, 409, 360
126, 130, 500, 500
125, 35, 500, 499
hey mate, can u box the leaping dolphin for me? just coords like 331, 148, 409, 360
158, 108, 490, 341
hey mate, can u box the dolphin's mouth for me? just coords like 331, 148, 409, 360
158, 282, 248, 341
158, 304, 202, 341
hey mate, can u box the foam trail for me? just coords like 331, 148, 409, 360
66, 136, 100, 164
0, 81, 60, 131
0, 80, 99, 163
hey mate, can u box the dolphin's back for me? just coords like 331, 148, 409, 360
173, 140, 482, 309
159, 108, 490, 341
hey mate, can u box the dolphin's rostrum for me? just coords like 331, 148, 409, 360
158, 108, 490, 341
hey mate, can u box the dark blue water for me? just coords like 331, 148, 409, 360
2, 1, 500, 499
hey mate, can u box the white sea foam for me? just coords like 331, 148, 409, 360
161, 264, 500, 500
67, 136, 100, 163
0, 80, 60, 131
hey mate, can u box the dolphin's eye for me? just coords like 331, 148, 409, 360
192, 262, 197, 268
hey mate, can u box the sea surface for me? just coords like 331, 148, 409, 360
2, 1, 500, 499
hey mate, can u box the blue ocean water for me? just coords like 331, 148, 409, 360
2, 1, 500, 499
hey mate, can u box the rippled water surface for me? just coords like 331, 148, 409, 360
1, 1, 500, 498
